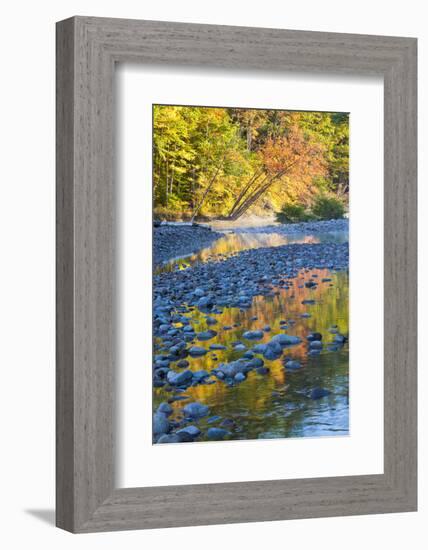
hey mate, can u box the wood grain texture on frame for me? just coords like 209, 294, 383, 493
56, 16, 417, 533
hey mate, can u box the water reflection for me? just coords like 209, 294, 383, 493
157, 230, 348, 274
153, 267, 349, 441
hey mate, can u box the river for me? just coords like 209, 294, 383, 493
153, 221, 349, 442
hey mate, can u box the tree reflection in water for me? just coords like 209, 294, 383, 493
154, 265, 349, 441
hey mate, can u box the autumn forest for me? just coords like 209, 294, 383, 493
153, 105, 349, 221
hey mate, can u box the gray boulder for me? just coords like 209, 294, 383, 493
242, 330, 264, 340
197, 330, 217, 341
270, 334, 301, 346
153, 412, 170, 436
263, 341, 283, 360
234, 372, 246, 382
183, 402, 210, 418
167, 369, 193, 386
157, 402, 173, 416
207, 427, 230, 440
188, 346, 208, 357
156, 433, 180, 444
177, 425, 201, 438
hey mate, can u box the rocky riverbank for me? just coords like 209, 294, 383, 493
234, 218, 349, 235
154, 224, 222, 266
153, 241, 349, 443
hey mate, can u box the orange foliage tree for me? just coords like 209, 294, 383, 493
227, 122, 327, 220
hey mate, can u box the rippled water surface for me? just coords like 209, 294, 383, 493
153, 227, 349, 442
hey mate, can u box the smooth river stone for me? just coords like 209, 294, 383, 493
207, 427, 230, 440
270, 334, 301, 346
153, 412, 170, 435
176, 425, 201, 438
166, 369, 193, 386
188, 346, 208, 356
183, 402, 210, 418
242, 330, 264, 340
197, 330, 217, 341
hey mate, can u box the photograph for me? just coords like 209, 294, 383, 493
152, 104, 349, 444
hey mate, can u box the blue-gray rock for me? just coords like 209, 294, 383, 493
188, 346, 208, 357
248, 357, 264, 368
307, 332, 322, 341
270, 334, 301, 346
310, 387, 331, 400
252, 344, 267, 353
156, 433, 180, 444
177, 425, 201, 438
167, 369, 193, 386
176, 431, 194, 442
242, 330, 264, 340
197, 296, 214, 309
168, 345, 181, 356
209, 343, 226, 350
263, 325, 271, 332
176, 359, 189, 368
206, 316, 218, 325
234, 344, 246, 351
218, 360, 248, 378
194, 288, 205, 297
153, 412, 170, 435
192, 370, 210, 382
305, 281, 317, 288
334, 334, 347, 344
207, 427, 230, 440
234, 372, 246, 382
263, 342, 283, 360
157, 402, 173, 416
197, 329, 217, 341
183, 402, 210, 418
154, 359, 170, 369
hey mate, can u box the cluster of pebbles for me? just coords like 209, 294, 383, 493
234, 218, 349, 236
153, 224, 222, 266
152, 241, 348, 444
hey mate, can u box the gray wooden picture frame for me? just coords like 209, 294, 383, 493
56, 16, 417, 533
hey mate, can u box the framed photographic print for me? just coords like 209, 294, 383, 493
56, 16, 417, 532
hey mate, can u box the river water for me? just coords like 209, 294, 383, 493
153, 224, 349, 442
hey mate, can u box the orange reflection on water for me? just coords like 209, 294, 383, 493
154, 267, 349, 441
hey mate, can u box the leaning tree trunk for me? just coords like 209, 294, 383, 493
228, 171, 286, 220
190, 157, 224, 224
227, 170, 263, 219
